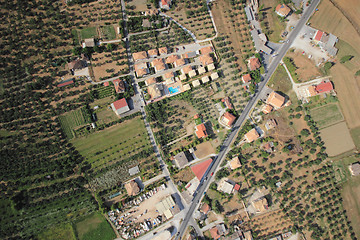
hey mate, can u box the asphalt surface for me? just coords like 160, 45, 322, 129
175, 0, 320, 238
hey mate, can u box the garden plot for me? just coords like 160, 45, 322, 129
58, 107, 92, 139
99, 25, 117, 40
309, 103, 343, 129
320, 122, 356, 156
75, 212, 116, 240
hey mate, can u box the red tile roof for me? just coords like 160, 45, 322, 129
112, 98, 128, 110
191, 158, 212, 180
249, 57, 261, 71
223, 112, 236, 127
103, 81, 109, 87
113, 79, 125, 93
57, 80, 74, 87
234, 184, 240, 191
195, 123, 208, 138
315, 81, 333, 93
314, 30, 324, 42
209, 227, 221, 239
242, 74, 252, 83
200, 203, 211, 214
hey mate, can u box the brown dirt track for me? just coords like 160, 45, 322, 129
310, 0, 360, 129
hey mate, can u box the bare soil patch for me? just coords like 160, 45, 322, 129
172, 167, 195, 184
194, 141, 215, 159
320, 121, 356, 156
250, 210, 292, 238
287, 50, 322, 82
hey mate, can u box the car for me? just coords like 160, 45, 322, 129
211, 172, 214, 176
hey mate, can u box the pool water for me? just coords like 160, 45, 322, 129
168, 86, 180, 94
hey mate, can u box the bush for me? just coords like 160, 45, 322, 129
340, 55, 353, 64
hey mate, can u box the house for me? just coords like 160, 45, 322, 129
221, 112, 236, 127
210, 224, 227, 240
306, 80, 334, 97
315, 80, 334, 94
223, 97, 233, 109
124, 180, 140, 196
163, 71, 175, 84
111, 98, 130, 115
266, 91, 285, 109
179, 74, 187, 81
313, 30, 339, 56
242, 74, 252, 84
68, 57, 89, 76
174, 151, 193, 168
262, 104, 273, 114
265, 119, 277, 130
349, 163, 360, 176
82, 38, 95, 48
132, 51, 148, 61
252, 197, 268, 213
200, 46, 214, 54
182, 83, 191, 91
314, 30, 324, 44
244, 128, 260, 143
234, 183, 240, 192
174, 58, 186, 67
103, 81, 109, 87
181, 65, 193, 75
211, 72, 219, 80
113, 79, 126, 93
210, 226, 221, 240
158, 47, 169, 55
200, 203, 211, 214
189, 70, 197, 78
195, 123, 208, 138
198, 66, 206, 74
248, 57, 261, 71
148, 84, 163, 99
135, 62, 149, 77
128, 166, 140, 176
160, 0, 172, 10
230, 156, 242, 170
200, 54, 214, 66
182, 51, 197, 58
207, 63, 216, 71
218, 179, 234, 194
146, 77, 157, 86
166, 54, 180, 64
275, 4, 291, 17
57, 79, 74, 88
191, 158, 213, 180
148, 48, 159, 58
151, 58, 166, 72
192, 79, 201, 87
263, 142, 274, 153
202, 76, 210, 83
155, 195, 179, 219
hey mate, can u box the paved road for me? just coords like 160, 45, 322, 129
175, 0, 320, 238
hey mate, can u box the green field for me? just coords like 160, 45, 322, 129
350, 126, 360, 150
101, 25, 117, 40
59, 107, 92, 139
267, 65, 292, 94
37, 223, 76, 240
71, 116, 157, 190
80, 27, 98, 40
75, 212, 116, 240
72, 29, 80, 44
309, 103, 343, 129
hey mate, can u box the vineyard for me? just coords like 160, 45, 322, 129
58, 107, 92, 139
71, 116, 159, 191
91, 84, 114, 99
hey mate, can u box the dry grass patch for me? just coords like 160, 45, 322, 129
286, 50, 323, 82
320, 122, 355, 156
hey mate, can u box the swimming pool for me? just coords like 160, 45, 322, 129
168, 86, 180, 94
